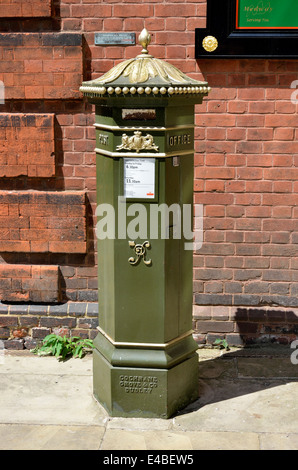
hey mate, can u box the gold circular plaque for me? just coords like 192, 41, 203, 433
202, 35, 218, 52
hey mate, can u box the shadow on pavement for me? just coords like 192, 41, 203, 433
176, 344, 298, 416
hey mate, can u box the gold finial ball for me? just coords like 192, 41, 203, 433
139, 28, 151, 54
202, 36, 218, 52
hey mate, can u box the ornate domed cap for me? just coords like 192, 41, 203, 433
80, 29, 210, 98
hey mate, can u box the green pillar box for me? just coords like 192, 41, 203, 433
80, 29, 210, 418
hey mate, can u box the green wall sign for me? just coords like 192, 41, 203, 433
237, 0, 298, 29
196, 0, 298, 58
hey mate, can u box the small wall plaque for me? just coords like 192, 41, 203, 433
95, 32, 136, 46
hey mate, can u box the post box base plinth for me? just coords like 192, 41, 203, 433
93, 347, 199, 419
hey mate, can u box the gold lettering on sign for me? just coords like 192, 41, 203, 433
168, 134, 191, 147
244, 4, 272, 14
119, 375, 158, 394
98, 134, 109, 146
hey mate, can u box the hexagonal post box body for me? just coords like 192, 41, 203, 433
80, 30, 210, 418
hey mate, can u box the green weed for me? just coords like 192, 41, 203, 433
31, 334, 94, 361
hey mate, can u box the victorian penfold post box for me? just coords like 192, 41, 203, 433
80, 30, 210, 418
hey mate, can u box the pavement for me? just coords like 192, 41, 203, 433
0, 345, 298, 451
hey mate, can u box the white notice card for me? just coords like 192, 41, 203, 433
124, 158, 155, 199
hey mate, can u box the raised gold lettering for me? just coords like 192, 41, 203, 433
168, 133, 192, 147
119, 375, 159, 393
98, 133, 109, 146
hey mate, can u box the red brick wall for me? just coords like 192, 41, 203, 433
0, 33, 83, 99
0, 191, 86, 253
193, 57, 298, 344
0, 0, 297, 347
0, 113, 55, 177
0, 264, 60, 302
0, 0, 52, 18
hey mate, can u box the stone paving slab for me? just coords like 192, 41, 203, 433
0, 347, 297, 450
174, 380, 298, 434
1, 350, 93, 375
0, 424, 105, 450
237, 357, 298, 378
259, 433, 298, 451
100, 429, 260, 450
0, 374, 107, 426
0, 357, 107, 426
